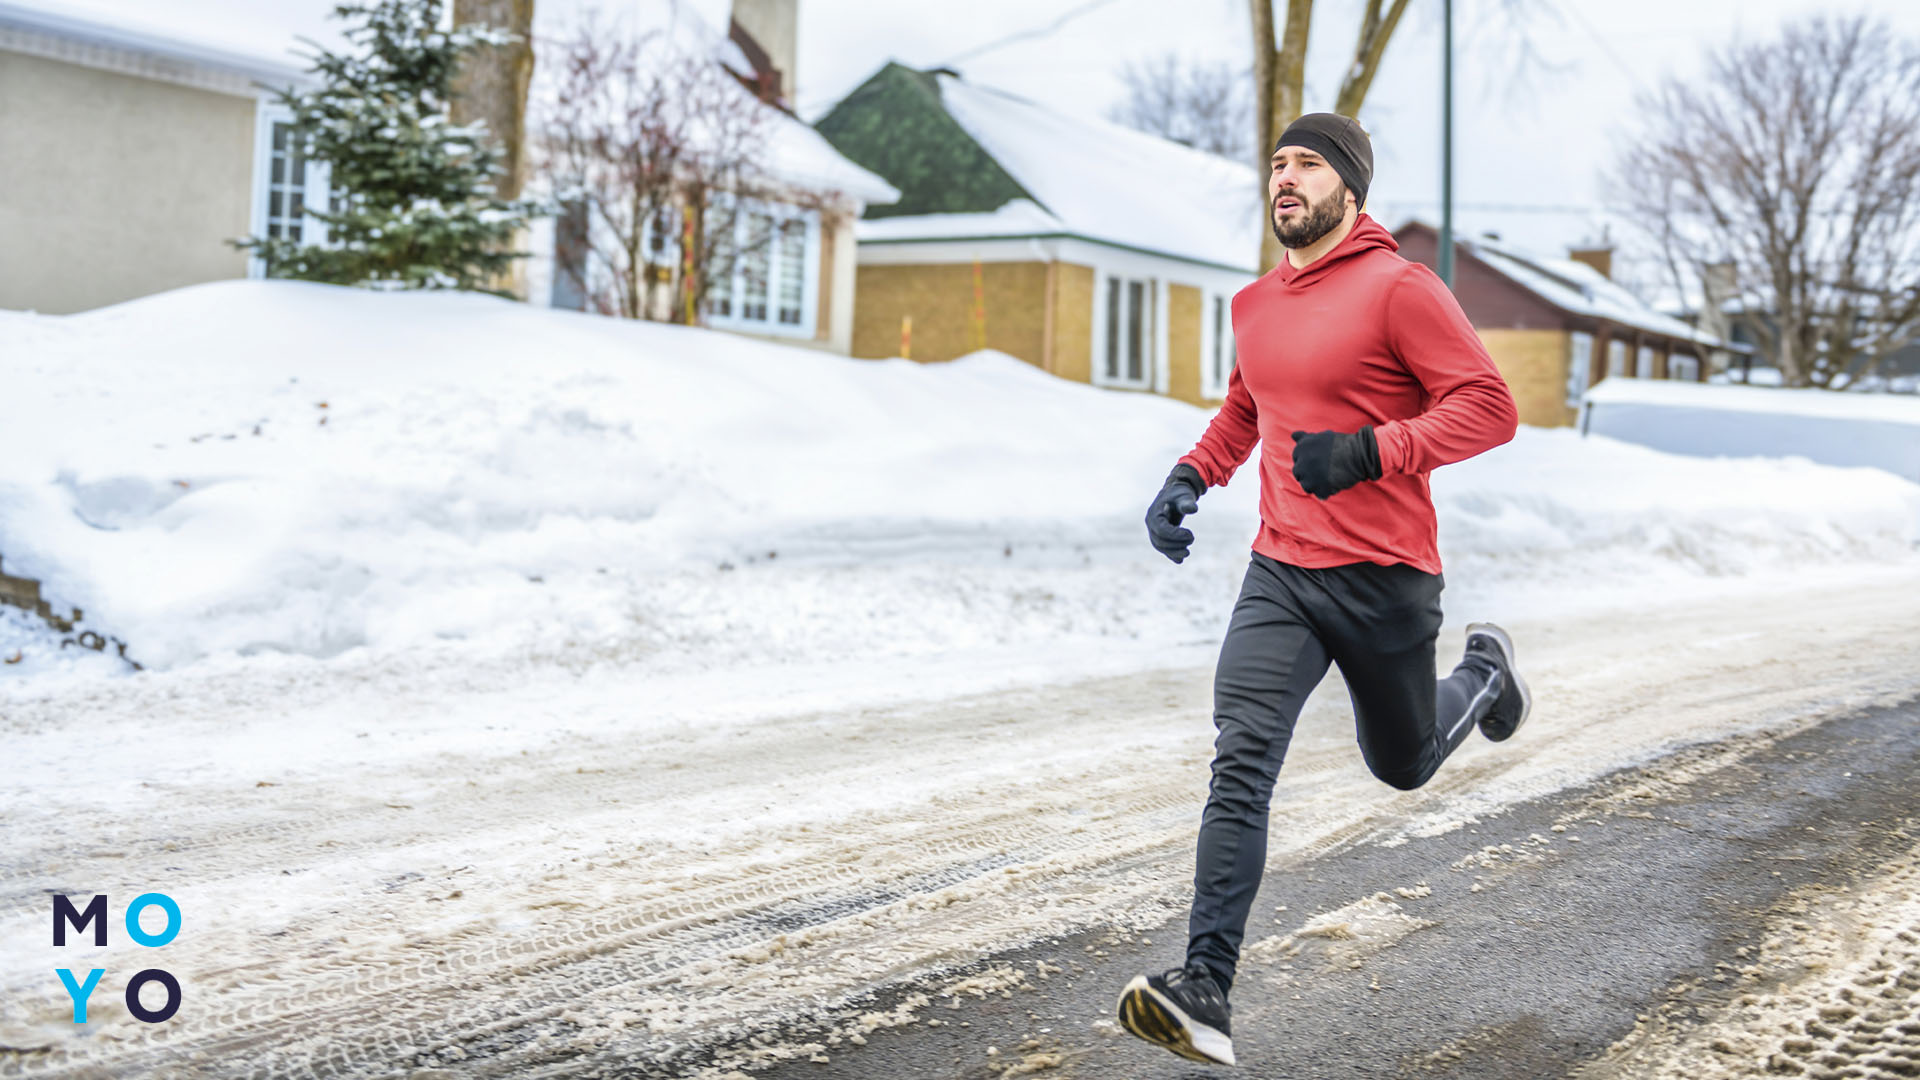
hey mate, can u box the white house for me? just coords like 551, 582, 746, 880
0, 0, 896, 357
0, 0, 325, 314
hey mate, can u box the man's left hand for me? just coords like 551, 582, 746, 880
1290, 427, 1383, 499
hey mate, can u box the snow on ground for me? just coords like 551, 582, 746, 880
5, 282, 1920, 1074
1587, 376, 1920, 424
1583, 376, 1920, 483
3, 280, 1917, 687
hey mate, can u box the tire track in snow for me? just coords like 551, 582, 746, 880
3, 570, 1918, 1077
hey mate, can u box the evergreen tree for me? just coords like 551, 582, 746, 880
237, 0, 542, 293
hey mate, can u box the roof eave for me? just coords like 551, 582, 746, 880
0, 0, 313, 89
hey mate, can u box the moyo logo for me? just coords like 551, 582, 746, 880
52, 893, 182, 1024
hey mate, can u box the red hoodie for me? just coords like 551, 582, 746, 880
1179, 214, 1518, 575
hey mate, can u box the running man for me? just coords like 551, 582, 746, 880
1116, 113, 1532, 1067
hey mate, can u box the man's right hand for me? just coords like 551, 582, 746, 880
1145, 463, 1205, 564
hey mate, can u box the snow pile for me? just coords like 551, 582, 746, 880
1587, 376, 1920, 424
2, 280, 1917, 675
1435, 428, 1920, 586
1583, 377, 1920, 483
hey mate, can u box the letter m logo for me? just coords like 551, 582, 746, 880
53, 895, 107, 947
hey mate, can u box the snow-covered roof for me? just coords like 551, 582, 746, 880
1449, 228, 1731, 349
1649, 284, 1771, 320
534, 0, 897, 207
0, 0, 316, 89
760, 112, 899, 206
858, 72, 1263, 271
854, 199, 1066, 243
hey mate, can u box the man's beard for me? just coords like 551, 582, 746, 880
1271, 186, 1347, 249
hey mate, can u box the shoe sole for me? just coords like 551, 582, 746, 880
1464, 621, 1531, 741
1115, 975, 1236, 1066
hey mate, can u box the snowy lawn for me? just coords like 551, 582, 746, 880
2, 280, 1917, 685
5, 283, 1920, 1073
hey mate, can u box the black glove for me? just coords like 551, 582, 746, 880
1290, 427, 1383, 499
1145, 463, 1205, 564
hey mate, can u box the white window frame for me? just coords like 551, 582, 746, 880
703, 196, 821, 339
1607, 339, 1629, 378
1636, 344, 1656, 378
1091, 270, 1159, 390
1566, 330, 1593, 407
247, 100, 332, 277
1200, 291, 1237, 400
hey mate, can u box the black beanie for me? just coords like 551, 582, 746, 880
1273, 113, 1373, 212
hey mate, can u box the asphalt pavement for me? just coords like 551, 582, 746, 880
738, 693, 1920, 1080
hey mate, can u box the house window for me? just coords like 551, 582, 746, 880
1636, 345, 1656, 378
250, 103, 332, 273
1098, 273, 1154, 389
1202, 294, 1237, 399
1607, 339, 1629, 377
740, 213, 772, 321
777, 219, 805, 325
703, 201, 818, 337
266, 122, 311, 241
1566, 331, 1593, 406
1670, 353, 1700, 382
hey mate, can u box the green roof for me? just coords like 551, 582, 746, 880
812, 62, 1036, 220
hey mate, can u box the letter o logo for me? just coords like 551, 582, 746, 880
125, 969, 182, 1024
124, 893, 181, 948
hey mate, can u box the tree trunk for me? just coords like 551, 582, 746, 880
1334, 0, 1412, 118
451, 0, 535, 200
1256, 0, 1313, 273
1252, 0, 1408, 273
452, 0, 535, 298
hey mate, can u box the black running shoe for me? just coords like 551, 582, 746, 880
1465, 621, 1531, 742
1116, 963, 1235, 1066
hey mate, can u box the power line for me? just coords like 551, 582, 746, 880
793, 0, 1129, 119
938, 0, 1127, 68
1557, 2, 1644, 93
1378, 199, 1611, 214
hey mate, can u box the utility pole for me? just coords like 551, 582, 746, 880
1438, 0, 1455, 289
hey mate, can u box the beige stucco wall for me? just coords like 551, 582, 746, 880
0, 50, 257, 314
1478, 327, 1575, 428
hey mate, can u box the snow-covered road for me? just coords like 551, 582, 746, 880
3, 565, 1917, 1077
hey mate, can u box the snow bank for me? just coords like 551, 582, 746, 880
3, 281, 1917, 674
1583, 378, 1920, 483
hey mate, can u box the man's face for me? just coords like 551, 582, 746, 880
1269, 147, 1351, 249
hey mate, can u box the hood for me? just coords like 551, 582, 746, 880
1276, 213, 1398, 288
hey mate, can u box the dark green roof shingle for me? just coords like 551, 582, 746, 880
812, 62, 1036, 220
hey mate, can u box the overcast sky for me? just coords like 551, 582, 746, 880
45, 0, 1920, 285
787, 0, 1920, 284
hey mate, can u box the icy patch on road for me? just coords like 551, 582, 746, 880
1244, 890, 1437, 971
1579, 844, 1920, 1079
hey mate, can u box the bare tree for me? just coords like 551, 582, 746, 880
1109, 54, 1253, 161
537, 14, 825, 324
1248, 0, 1543, 273
1616, 15, 1920, 389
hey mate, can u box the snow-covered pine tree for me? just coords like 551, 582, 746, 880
237, 0, 542, 293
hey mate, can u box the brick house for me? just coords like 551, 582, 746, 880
1393, 221, 1741, 428
814, 63, 1259, 406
